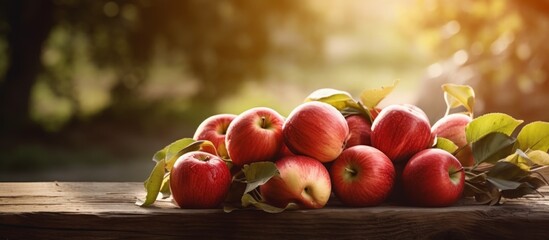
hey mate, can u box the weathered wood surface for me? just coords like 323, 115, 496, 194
0, 182, 548, 240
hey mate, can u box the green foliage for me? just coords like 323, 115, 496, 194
136, 159, 166, 207
3, 0, 326, 131
305, 88, 358, 110
242, 162, 279, 194
437, 84, 549, 205
442, 84, 475, 116
464, 117, 549, 205
359, 80, 399, 110
465, 113, 523, 144
304, 88, 372, 121
223, 162, 283, 213
304, 81, 401, 123
434, 137, 459, 154
407, 0, 549, 122
515, 121, 549, 152
471, 132, 516, 166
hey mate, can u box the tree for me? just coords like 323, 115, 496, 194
0, 0, 325, 133
0, 0, 55, 133
410, 0, 549, 122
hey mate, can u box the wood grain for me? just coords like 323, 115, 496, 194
1, 182, 548, 240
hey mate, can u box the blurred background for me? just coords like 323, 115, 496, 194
1, 0, 548, 181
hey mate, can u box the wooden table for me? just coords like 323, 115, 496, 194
1, 182, 548, 240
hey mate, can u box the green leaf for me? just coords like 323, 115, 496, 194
472, 132, 516, 166
152, 148, 166, 163
503, 150, 530, 172
223, 162, 280, 213
486, 177, 522, 190
516, 121, 549, 152
136, 159, 166, 207
466, 113, 523, 144
241, 193, 287, 213
434, 137, 459, 154
304, 88, 358, 110
359, 80, 399, 109
441, 84, 475, 116
464, 180, 501, 205
527, 150, 549, 166
486, 161, 530, 182
242, 162, 280, 194
152, 138, 195, 162
502, 149, 549, 172
223, 180, 247, 213
501, 176, 547, 198
159, 174, 171, 199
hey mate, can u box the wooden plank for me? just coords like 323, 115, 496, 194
1, 182, 548, 239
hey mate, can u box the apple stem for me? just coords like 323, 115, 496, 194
344, 167, 357, 176
449, 167, 464, 175
261, 116, 267, 128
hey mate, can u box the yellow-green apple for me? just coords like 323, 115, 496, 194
330, 145, 395, 207
402, 148, 465, 207
193, 113, 237, 158
345, 114, 372, 148
260, 155, 332, 209
170, 151, 232, 208
283, 101, 349, 162
226, 107, 284, 166
431, 113, 474, 167
371, 104, 433, 163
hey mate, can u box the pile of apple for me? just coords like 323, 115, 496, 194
138, 83, 549, 211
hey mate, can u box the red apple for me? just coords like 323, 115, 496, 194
170, 151, 232, 208
386, 161, 407, 204
330, 145, 395, 207
432, 113, 474, 167
193, 113, 237, 158
283, 101, 349, 162
225, 107, 284, 166
402, 148, 465, 207
371, 104, 433, 163
260, 155, 332, 209
274, 143, 295, 160
345, 114, 372, 148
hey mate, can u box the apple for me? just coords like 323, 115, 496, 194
371, 104, 433, 163
274, 143, 295, 160
330, 145, 395, 207
283, 101, 349, 162
432, 113, 474, 167
170, 151, 232, 208
386, 161, 407, 204
260, 155, 332, 209
345, 114, 372, 148
225, 107, 284, 166
402, 148, 465, 207
193, 113, 237, 158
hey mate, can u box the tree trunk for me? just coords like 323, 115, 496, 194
0, 0, 55, 134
